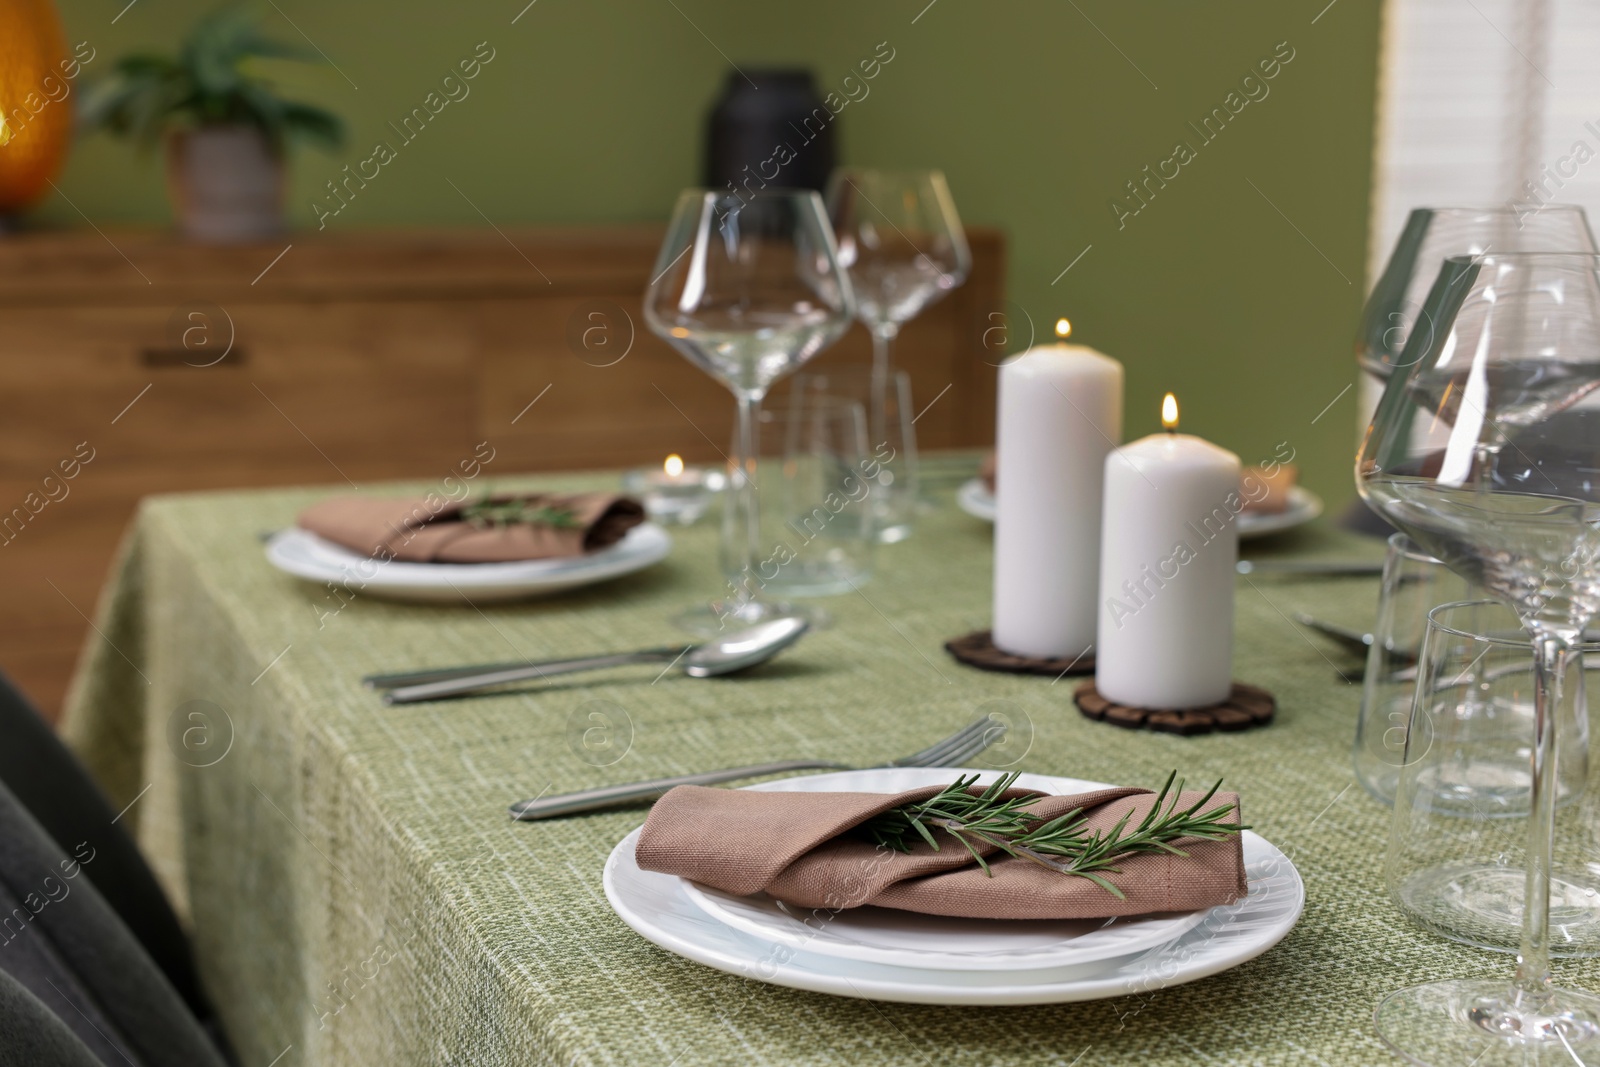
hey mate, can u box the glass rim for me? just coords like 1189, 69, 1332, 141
791, 365, 913, 385
1386, 531, 1442, 565
1426, 599, 1528, 646
1442, 251, 1600, 267
677, 187, 826, 207
828, 166, 949, 181
1411, 203, 1589, 219
1426, 598, 1600, 650
757, 396, 869, 442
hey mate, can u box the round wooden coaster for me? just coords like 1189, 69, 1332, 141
1073, 681, 1275, 735
943, 630, 1095, 677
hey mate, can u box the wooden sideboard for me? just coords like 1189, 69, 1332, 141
0, 226, 1005, 720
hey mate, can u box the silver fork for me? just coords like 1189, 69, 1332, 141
508, 715, 1005, 821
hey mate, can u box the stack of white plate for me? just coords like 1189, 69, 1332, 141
603, 767, 1304, 1004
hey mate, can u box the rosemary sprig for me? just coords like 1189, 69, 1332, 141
856, 771, 1247, 899
460, 498, 581, 530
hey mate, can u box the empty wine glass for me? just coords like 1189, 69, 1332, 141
644, 189, 855, 634
1359, 252, 1600, 1063
826, 168, 969, 538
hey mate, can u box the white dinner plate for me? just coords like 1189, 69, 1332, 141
956, 479, 1324, 541
683, 872, 1205, 972
1236, 486, 1325, 538
264, 523, 671, 604
603, 767, 1304, 1005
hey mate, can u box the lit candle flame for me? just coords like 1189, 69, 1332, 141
664, 454, 685, 477
1161, 393, 1179, 431
1054, 318, 1072, 339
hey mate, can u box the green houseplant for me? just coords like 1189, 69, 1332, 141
80, 5, 343, 242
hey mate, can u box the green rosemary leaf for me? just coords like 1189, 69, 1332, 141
853, 770, 1248, 896
461, 498, 582, 530
1076, 870, 1127, 900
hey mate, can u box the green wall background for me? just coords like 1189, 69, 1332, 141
45, 0, 1382, 510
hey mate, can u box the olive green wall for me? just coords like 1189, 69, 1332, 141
47, 0, 1382, 509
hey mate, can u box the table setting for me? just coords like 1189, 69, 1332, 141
54, 180, 1600, 1067
264, 490, 672, 604
604, 766, 1302, 1007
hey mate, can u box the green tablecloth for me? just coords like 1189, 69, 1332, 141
61, 455, 1595, 1066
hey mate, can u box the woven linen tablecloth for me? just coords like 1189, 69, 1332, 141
61, 455, 1600, 1066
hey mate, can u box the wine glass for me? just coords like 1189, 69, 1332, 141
1356, 205, 1595, 437
1359, 252, 1600, 1063
825, 168, 969, 538
644, 189, 855, 634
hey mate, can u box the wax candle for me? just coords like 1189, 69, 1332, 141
1095, 394, 1241, 709
992, 320, 1123, 660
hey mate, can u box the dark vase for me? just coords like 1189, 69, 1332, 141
704, 69, 836, 195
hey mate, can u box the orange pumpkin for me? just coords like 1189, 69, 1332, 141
0, 0, 71, 211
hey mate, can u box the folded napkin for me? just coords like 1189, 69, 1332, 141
297, 493, 645, 563
636, 782, 1247, 920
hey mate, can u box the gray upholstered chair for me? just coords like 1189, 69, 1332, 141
0, 967, 103, 1067
0, 673, 208, 1023
0, 694, 229, 1066
0, 775, 228, 1066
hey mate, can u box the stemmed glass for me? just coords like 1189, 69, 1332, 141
1357, 205, 1595, 405
1359, 252, 1600, 1063
826, 169, 969, 538
644, 189, 855, 634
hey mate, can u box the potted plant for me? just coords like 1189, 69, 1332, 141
80, 5, 343, 242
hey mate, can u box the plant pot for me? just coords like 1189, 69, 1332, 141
165, 125, 285, 243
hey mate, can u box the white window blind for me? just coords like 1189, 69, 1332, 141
1368, 0, 1600, 283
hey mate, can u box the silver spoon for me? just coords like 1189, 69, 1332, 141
379, 617, 810, 705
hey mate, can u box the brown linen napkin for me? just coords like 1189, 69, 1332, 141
636, 782, 1248, 920
296, 493, 645, 563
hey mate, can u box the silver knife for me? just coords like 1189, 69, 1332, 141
1237, 559, 1385, 576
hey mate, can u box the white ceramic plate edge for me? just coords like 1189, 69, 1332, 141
263, 523, 671, 603
957, 479, 1322, 541
1237, 486, 1324, 538
955, 478, 997, 522
680, 879, 1207, 971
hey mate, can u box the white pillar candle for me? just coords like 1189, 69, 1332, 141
992, 322, 1123, 660
1096, 394, 1240, 709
